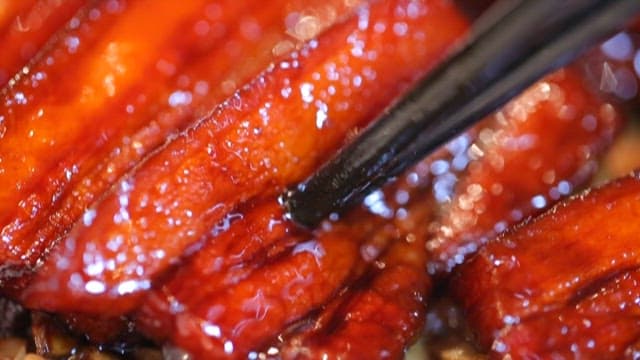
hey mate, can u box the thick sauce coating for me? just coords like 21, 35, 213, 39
0, 1, 639, 359
21, 0, 467, 319
453, 174, 640, 358
426, 67, 622, 273
0, 0, 358, 285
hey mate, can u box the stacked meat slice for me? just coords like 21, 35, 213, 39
0, 0, 363, 288
1, 0, 638, 359
449, 29, 640, 360
452, 174, 640, 358
2, 0, 469, 357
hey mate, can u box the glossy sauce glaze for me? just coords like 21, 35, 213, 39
426, 67, 623, 274
0, 0, 85, 87
0, 1, 639, 359
448, 28, 640, 360
452, 174, 640, 359
133, 31, 633, 360
19, 0, 468, 320
0, 0, 359, 285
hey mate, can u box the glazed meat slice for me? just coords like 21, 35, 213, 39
135, 151, 436, 359
1, 0, 205, 217
276, 177, 435, 359
19, 0, 469, 316
0, 0, 85, 86
1, 0, 215, 272
270, 66, 625, 360
0, 0, 356, 287
426, 66, 623, 273
425, 26, 640, 274
496, 269, 640, 359
452, 173, 640, 358
2, 1, 635, 358
134, 52, 629, 360
279, 235, 432, 360
137, 203, 371, 359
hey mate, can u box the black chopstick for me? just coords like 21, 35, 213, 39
282, 0, 640, 229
